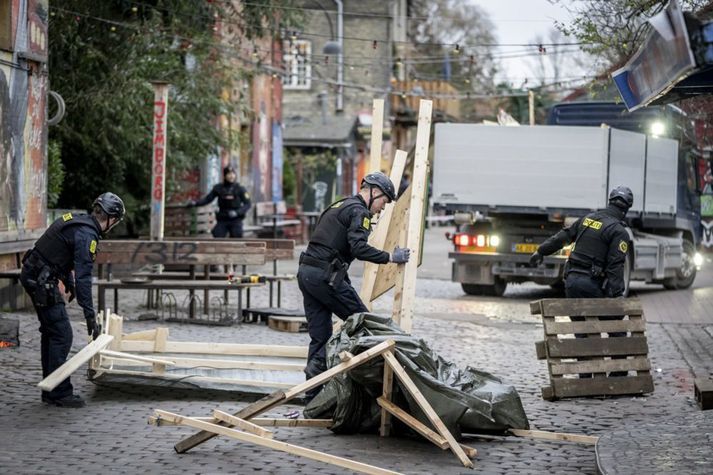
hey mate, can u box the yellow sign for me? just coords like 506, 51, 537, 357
89, 240, 97, 261
583, 218, 602, 230
362, 217, 371, 230
514, 243, 539, 253
62, 213, 73, 221
619, 240, 628, 253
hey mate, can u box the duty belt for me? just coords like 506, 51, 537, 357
299, 253, 330, 270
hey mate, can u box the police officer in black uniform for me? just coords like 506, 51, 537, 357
298, 172, 410, 402
20, 192, 125, 407
530, 186, 633, 377
187, 165, 251, 238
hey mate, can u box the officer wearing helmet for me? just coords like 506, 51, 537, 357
187, 165, 251, 238
20, 192, 125, 407
530, 186, 633, 377
298, 172, 411, 402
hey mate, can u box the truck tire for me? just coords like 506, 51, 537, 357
664, 239, 696, 290
461, 278, 507, 297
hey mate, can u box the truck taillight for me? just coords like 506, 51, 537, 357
455, 233, 470, 246
453, 233, 499, 250
476, 234, 486, 247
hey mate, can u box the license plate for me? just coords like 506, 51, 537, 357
513, 243, 538, 253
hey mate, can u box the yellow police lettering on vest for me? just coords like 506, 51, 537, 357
619, 240, 628, 253
583, 218, 603, 230
62, 213, 73, 221
362, 217, 370, 230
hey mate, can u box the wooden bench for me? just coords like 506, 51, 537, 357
532, 298, 654, 400
254, 201, 301, 240
164, 204, 260, 237
95, 240, 266, 323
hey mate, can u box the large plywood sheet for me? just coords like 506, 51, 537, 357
608, 128, 646, 214
645, 136, 678, 214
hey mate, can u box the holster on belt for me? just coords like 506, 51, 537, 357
327, 258, 348, 289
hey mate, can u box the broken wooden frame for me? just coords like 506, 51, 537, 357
155, 339, 479, 473
88, 312, 307, 392
532, 298, 654, 400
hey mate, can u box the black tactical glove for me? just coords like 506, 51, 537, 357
391, 246, 411, 264
85, 313, 101, 340
529, 251, 543, 266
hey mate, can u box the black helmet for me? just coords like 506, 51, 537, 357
223, 165, 236, 176
93, 192, 125, 220
609, 186, 634, 210
361, 172, 396, 202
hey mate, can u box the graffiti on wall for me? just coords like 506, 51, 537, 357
0, 0, 48, 239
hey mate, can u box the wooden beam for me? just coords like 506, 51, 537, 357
122, 328, 160, 341
174, 340, 395, 453
38, 335, 114, 391
370, 99, 385, 173
150, 416, 332, 428
213, 410, 274, 438
536, 298, 643, 317
97, 355, 305, 372
391, 100, 432, 333
382, 350, 473, 468
377, 397, 447, 449
99, 349, 176, 366
153, 327, 169, 352
120, 340, 308, 358
156, 410, 401, 475
508, 429, 598, 445
379, 364, 395, 437
107, 314, 123, 351
94, 368, 295, 389
360, 149, 408, 307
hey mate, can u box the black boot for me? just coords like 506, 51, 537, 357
43, 394, 86, 408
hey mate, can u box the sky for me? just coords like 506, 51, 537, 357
468, 0, 588, 87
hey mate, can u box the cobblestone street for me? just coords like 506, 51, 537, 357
2, 228, 712, 474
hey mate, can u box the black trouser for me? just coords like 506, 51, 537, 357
297, 262, 368, 400
565, 272, 626, 377
212, 218, 243, 238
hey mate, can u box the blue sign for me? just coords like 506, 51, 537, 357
612, 0, 696, 111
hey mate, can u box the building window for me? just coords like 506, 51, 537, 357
283, 40, 311, 89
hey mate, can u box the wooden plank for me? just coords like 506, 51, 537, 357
550, 374, 654, 398
544, 319, 645, 335
371, 192, 411, 300
38, 335, 114, 391
95, 355, 304, 372
535, 340, 547, 360
284, 340, 396, 400
156, 410, 401, 475
95, 240, 267, 266
268, 316, 307, 333
370, 99, 385, 172
120, 340, 308, 358
213, 410, 274, 438
391, 100, 432, 333
175, 339, 395, 453
122, 329, 160, 341
537, 298, 642, 317
360, 149, 408, 307
383, 350, 473, 468
509, 429, 598, 445
546, 336, 649, 358
107, 314, 123, 351
154, 327, 168, 352
377, 397, 448, 449
380, 363, 395, 437
549, 356, 651, 376
150, 416, 333, 428
99, 349, 176, 366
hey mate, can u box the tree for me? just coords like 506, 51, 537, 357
48, 0, 300, 220
407, 0, 498, 92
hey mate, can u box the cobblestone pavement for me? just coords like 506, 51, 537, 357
2, 228, 712, 474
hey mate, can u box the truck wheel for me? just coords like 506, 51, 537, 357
485, 277, 507, 297
461, 283, 485, 295
664, 239, 697, 290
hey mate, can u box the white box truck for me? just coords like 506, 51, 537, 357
433, 124, 701, 296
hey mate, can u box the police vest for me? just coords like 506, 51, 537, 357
309, 196, 366, 263
33, 213, 99, 272
568, 210, 622, 272
216, 183, 246, 211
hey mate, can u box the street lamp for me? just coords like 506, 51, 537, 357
312, 0, 343, 112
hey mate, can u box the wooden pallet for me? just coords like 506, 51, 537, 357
268, 316, 308, 333
532, 298, 654, 400
694, 377, 713, 410
242, 307, 305, 324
